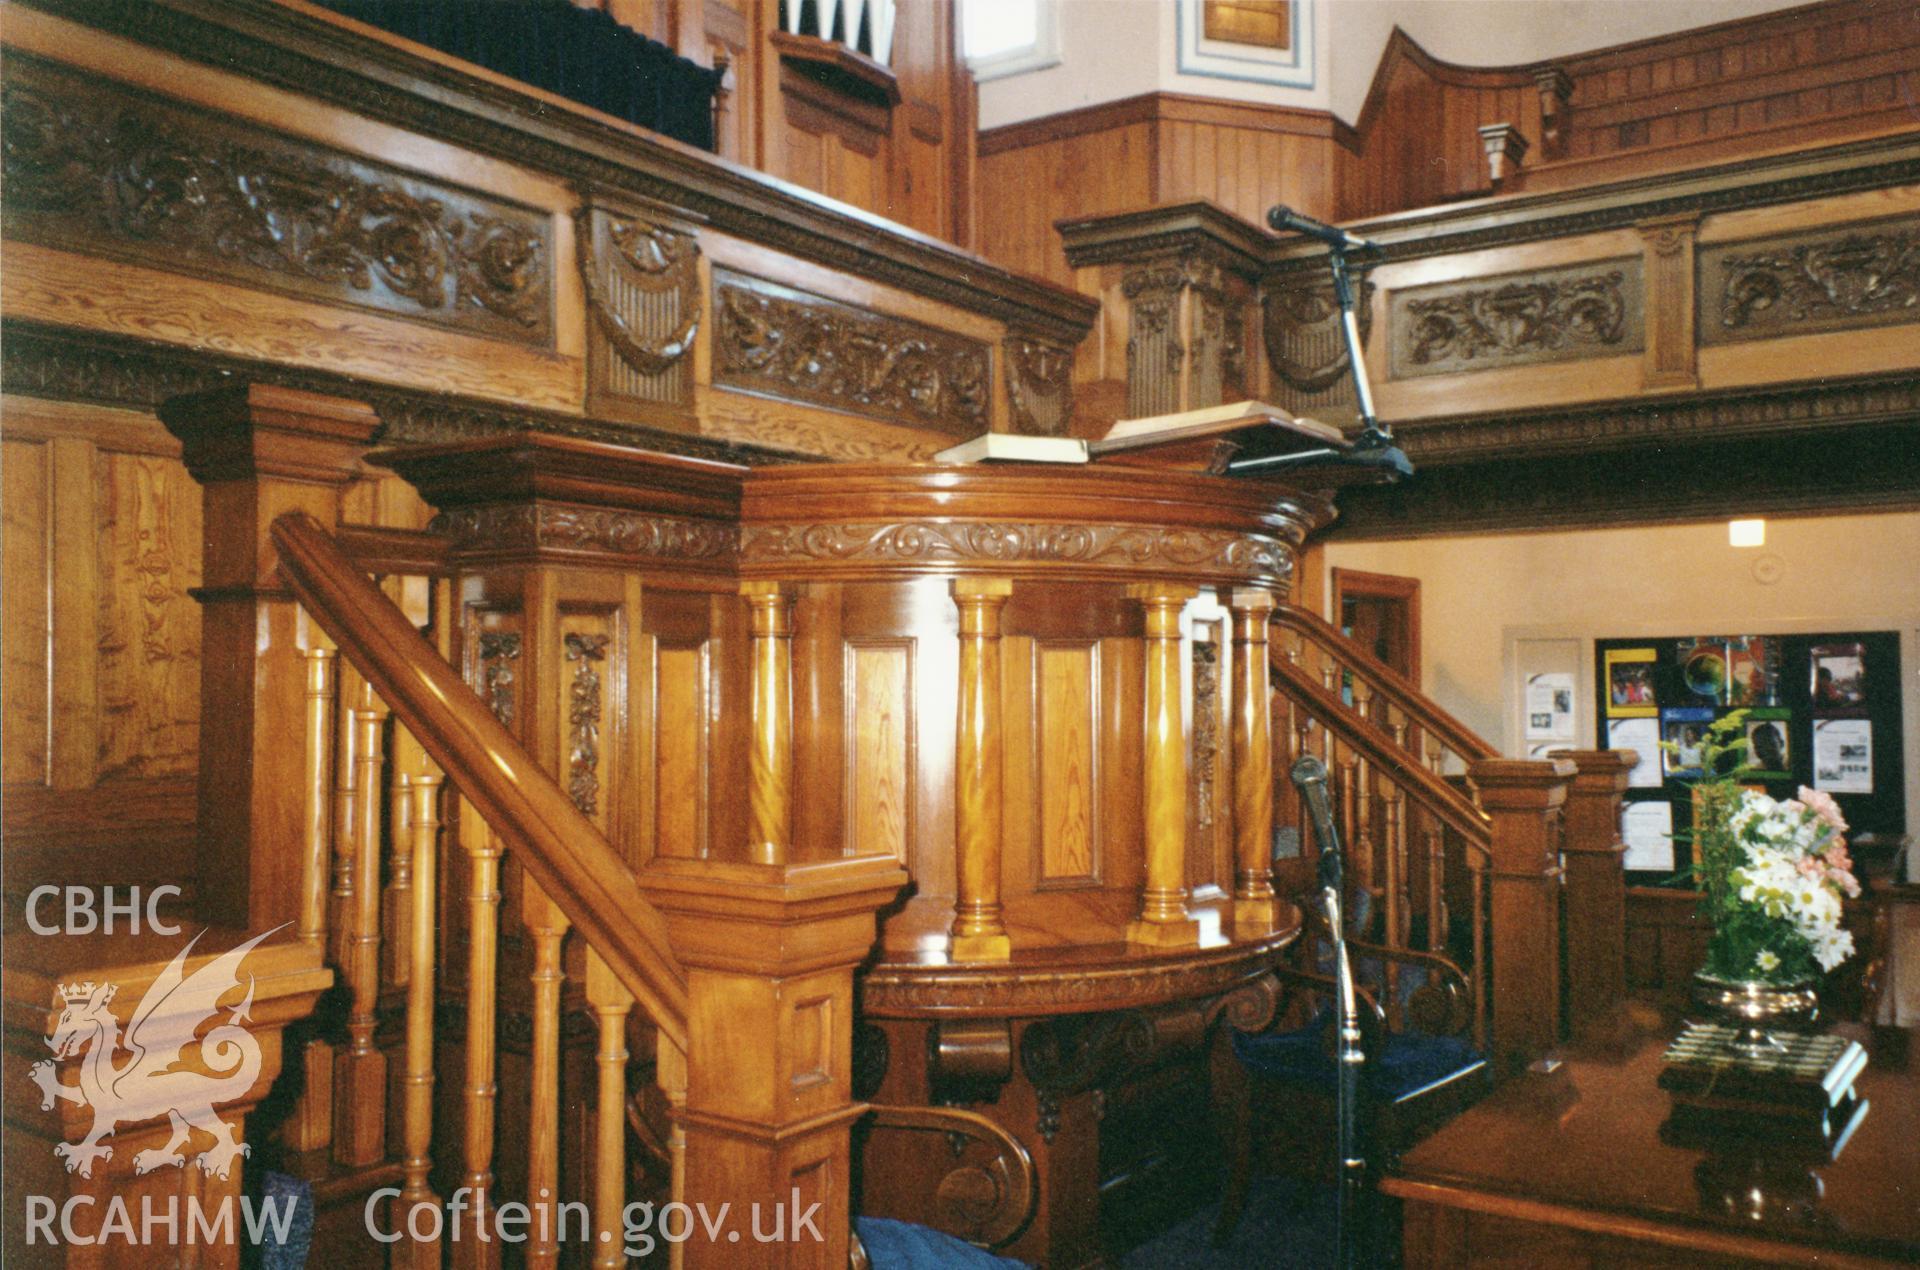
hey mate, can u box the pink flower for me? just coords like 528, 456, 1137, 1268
1796, 856, 1824, 878
1796, 787, 1849, 835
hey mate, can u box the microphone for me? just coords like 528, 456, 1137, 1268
1291, 756, 1344, 896
1267, 204, 1377, 252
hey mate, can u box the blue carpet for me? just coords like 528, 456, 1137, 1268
1116, 1175, 1339, 1269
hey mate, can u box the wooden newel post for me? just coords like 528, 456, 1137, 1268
160, 383, 380, 930
1553, 748, 1637, 1037
1230, 588, 1279, 939
1466, 757, 1574, 1074
640, 857, 909, 1268
1128, 583, 1204, 948
951, 578, 1015, 963
742, 581, 795, 866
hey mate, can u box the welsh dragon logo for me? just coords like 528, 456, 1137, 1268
30, 928, 279, 1180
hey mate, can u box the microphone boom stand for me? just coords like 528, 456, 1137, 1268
1233, 206, 1408, 478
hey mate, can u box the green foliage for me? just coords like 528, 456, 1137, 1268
1661, 710, 1815, 983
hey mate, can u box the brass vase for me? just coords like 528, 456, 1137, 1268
1692, 971, 1820, 1055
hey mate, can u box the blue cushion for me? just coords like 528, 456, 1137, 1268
855, 1216, 1028, 1269
1233, 1013, 1483, 1105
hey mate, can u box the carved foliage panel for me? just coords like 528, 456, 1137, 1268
1388, 258, 1645, 378
468, 608, 527, 733
1700, 216, 1920, 344
559, 615, 620, 826
712, 267, 991, 436
579, 201, 700, 417
1, 54, 554, 346
1187, 626, 1226, 891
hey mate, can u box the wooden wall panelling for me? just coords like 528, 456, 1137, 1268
2, 434, 50, 788
0, 399, 202, 899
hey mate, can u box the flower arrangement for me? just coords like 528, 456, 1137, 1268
1670, 711, 1860, 984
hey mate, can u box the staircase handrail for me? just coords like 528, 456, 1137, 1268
1272, 604, 1498, 764
271, 511, 690, 1049
1271, 650, 1493, 857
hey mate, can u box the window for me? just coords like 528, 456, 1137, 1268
962, 0, 1060, 81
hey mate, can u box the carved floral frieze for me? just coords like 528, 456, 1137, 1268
739, 521, 1294, 583
431, 504, 739, 563
712, 268, 990, 436
1389, 260, 1643, 378
1702, 221, 1920, 343
1, 55, 552, 345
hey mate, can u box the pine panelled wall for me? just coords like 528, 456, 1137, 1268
975, 0, 1919, 286
978, 94, 1345, 288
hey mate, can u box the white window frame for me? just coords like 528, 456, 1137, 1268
963, 0, 1062, 82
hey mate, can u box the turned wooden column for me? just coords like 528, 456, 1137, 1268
160, 383, 380, 929
1129, 583, 1204, 948
640, 856, 909, 1268
951, 578, 1014, 963
1230, 588, 1280, 938
1468, 757, 1574, 1074
742, 582, 795, 866
1554, 748, 1636, 1037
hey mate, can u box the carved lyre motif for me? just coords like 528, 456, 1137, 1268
578, 200, 700, 414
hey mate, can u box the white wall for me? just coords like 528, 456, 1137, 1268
978, 0, 1811, 131
1321, 510, 1920, 831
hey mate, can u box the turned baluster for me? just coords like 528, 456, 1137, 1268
385, 745, 413, 987
384, 576, 431, 987
455, 817, 503, 1269
1230, 589, 1279, 938
1469, 855, 1489, 1053
525, 882, 571, 1270
333, 674, 388, 1167
1351, 681, 1378, 914
586, 950, 634, 1270
1128, 583, 1203, 948
1386, 720, 1410, 947
393, 728, 443, 1269
1425, 822, 1448, 952
742, 582, 793, 866
329, 662, 364, 970
1382, 722, 1410, 1027
657, 1037, 688, 1270
288, 608, 337, 1153
951, 578, 1014, 962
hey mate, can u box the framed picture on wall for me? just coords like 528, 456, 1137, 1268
1811, 642, 1868, 715
1660, 706, 1716, 779
1605, 648, 1658, 717
1743, 708, 1792, 778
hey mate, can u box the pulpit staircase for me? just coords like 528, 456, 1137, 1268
4, 388, 1635, 1269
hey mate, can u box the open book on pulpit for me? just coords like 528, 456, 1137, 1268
931, 400, 1347, 471
1089, 400, 1348, 473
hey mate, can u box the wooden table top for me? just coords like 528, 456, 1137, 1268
1381, 1006, 1920, 1267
